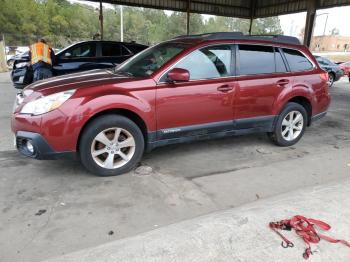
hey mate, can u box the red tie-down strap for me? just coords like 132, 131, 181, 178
269, 215, 350, 259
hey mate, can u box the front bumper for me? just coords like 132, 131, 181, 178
11, 66, 33, 89
15, 131, 75, 160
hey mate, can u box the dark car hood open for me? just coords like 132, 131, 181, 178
25, 69, 133, 94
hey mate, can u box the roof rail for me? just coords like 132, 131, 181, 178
249, 34, 301, 45
173, 32, 301, 45
173, 32, 244, 40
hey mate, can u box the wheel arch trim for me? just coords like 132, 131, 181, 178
76, 107, 149, 152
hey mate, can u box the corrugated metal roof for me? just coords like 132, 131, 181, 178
87, 0, 350, 18
255, 0, 309, 17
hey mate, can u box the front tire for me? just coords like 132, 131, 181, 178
268, 102, 307, 147
79, 115, 144, 176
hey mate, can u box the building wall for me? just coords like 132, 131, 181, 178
311, 36, 350, 52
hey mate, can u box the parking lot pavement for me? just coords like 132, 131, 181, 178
46, 179, 350, 262
0, 73, 17, 150
0, 72, 350, 262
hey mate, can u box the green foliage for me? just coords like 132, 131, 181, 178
0, 0, 283, 48
202, 16, 250, 33
252, 17, 284, 35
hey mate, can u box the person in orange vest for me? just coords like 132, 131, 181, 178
29, 38, 55, 82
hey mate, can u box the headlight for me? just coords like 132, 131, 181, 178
15, 62, 30, 68
20, 89, 76, 115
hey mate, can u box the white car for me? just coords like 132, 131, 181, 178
6, 46, 29, 68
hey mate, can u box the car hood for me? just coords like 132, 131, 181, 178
25, 69, 134, 95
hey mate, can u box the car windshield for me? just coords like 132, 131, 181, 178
115, 42, 190, 77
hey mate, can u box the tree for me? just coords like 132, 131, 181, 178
251, 17, 284, 35
0, 1, 284, 47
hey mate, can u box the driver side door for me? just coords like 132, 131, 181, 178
156, 44, 236, 140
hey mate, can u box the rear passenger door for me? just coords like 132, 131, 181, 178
234, 44, 291, 130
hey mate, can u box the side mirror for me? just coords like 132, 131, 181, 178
64, 52, 72, 58
167, 68, 190, 82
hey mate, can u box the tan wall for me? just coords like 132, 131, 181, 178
311, 36, 350, 52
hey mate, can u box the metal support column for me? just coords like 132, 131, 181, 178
186, 0, 190, 35
248, 0, 256, 35
322, 14, 329, 36
303, 0, 317, 47
248, 18, 253, 35
99, 0, 104, 40
120, 5, 124, 41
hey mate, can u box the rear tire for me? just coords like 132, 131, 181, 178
268, 102, 307, 147
79, 115, 144, 176
328, 72, 335, 87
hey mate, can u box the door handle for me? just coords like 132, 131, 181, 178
217, 85, 233, 92
276, 79, 290, 87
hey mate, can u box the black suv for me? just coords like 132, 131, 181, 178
11, 40, 148, 88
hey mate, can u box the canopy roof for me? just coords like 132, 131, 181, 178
86, 0, 350, 18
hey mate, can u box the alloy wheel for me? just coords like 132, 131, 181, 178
90, 127, 136, 169
281, 111, 304, 141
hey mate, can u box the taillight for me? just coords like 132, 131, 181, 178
319, 71, 330, 94
320, 71, 328, 82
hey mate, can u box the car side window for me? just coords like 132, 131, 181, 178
175, 45, 232, 80
316, 57, 326, 66
125, 44, 146, 54
62, 43, 96, 58
238, 45, 275, 75
102, 43, 123, 57
323, 58, 334, 66
121, 45, 131, 56
275, 48, 287, 73
282, 48, 313, 72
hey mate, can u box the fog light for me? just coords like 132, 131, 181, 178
26, 140, 34, 154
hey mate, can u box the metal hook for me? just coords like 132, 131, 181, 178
281, 241, 294, 248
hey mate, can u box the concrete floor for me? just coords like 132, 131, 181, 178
0, 72, 350, 262
46, 180, 350, 262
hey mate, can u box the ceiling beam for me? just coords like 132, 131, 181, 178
85, 0, 350, 19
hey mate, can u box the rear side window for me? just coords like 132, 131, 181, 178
102, 43, 123, 57
316, 57, 326, 66
282, 48, 313, 72
125, 44, 147, 54
175, 44, 232, 80
238, 45, 275, 75
323, 57, 335, 66
121, 45, 131, 55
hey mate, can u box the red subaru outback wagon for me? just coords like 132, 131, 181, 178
12, 33, 330, 176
